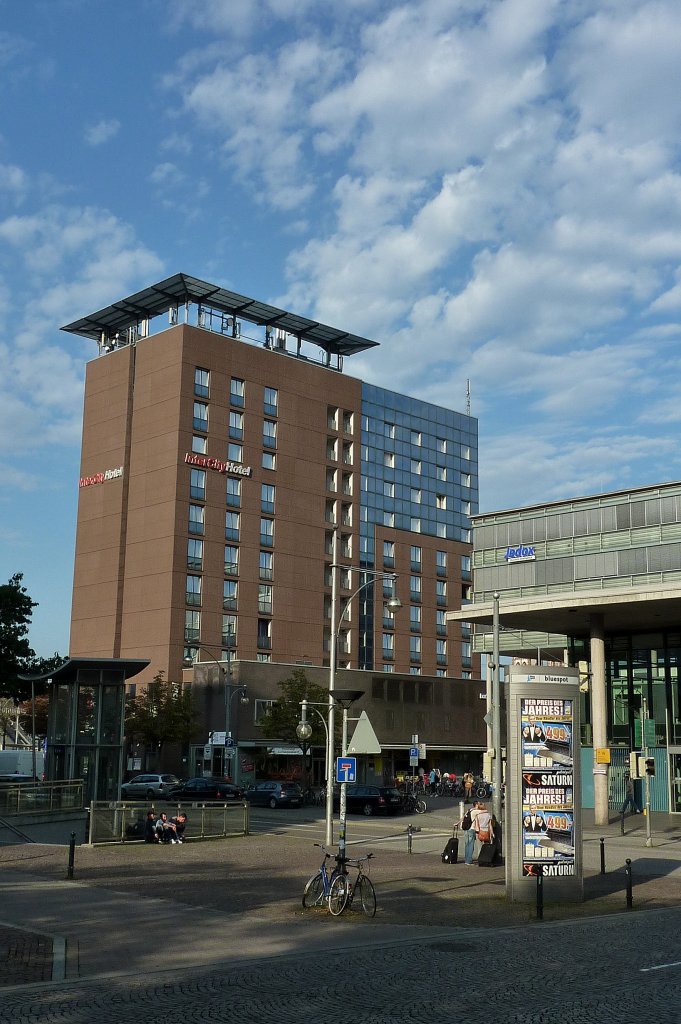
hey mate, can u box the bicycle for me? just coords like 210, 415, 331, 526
328, 854, 377, 917
302, 844, 347, 915
401, 791, 427, 814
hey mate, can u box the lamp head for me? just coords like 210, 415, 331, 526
296, 721, 313, 741
385, 595, 402, 612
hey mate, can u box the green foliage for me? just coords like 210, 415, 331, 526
259, 668, 338, 749
0, 573, 37, 701
125, 671, 200, 752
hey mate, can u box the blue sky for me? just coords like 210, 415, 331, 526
2, 0, 681, 656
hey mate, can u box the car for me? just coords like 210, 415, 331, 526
334, 784, 403, 816
120, 773, 181, 800
244, 781, 303, 809
166, 777, 244, 802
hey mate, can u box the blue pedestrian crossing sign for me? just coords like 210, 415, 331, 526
336, 756, 357, 783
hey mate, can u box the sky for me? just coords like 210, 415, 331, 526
2, 0, 681, 657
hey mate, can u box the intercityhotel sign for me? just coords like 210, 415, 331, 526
79, 466, 123, 488
184, 453, 253, 478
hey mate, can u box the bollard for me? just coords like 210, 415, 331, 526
406, 823, 421, 853
600, 837, 606, 875
625, 858, 633, 909
621, 809, 625, 836
536, 865, 544, 920
67, 831, 76, 880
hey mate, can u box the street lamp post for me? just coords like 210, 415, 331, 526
324, 528, 402, 848
492, 592, 502, 823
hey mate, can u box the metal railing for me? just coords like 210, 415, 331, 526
88, 799, 250, 845
0, 780, 84, 816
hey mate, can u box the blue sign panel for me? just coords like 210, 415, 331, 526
336, 756, 357, 783
409, 746, 419, 759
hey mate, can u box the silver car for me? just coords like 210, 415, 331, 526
120, 773, 181, 800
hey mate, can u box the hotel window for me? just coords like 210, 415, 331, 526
341, 503, 352, 527
382, 633, 394, 660
326, 437, 338, 461
436, 465, 446, 482
437, 669, 446, 678
230, 377, 245, 407
436, 494, 447, 510
383, 511, 395, 528
226, 477, 241, 508
325, 500, 336, 524
185, 575, 202, 606
410, 667, 421, 675
342, 411, 353, 434
340, 567, 351, 590
263, 419, 277, 449
229, 411, 243, 440
225, 511, 240, 541
327, 406, 339, 430
384, 422, 395, 439
461, 444, 471, 460
384, 481, 394, 498
259, 550, 273, 580
224, 545, 239, 576
342, 472, 352, 495
341, 534, 352, 558
410, 635, 421, 663
258, 585, 273, 615
411, 488, 421, 504
410, 575, 422, 603
326, 468, 337, 492
436, 610, 447, 635
190, 469, 206, 500
411, 430, 422, 446
384, 452, 394, 469
383, 540, 395, 567
383, 603, 396, 629
436, 580, 447, 607
222, 615, 237, 647
193, 401, 208, 432
342, 441, 353, 465
262, 451, 276, 471
254, 698, 275, 723
411, 459, 421, 475
261, 484, 276, 515
462, 641, 472, 664
188, 504, 204, 536
264, 387, 278, 417
410, 545, 421, 571
436, 437, 446, 454
383, 664, 394, 673
256, 652, 272, 664
436, 523, 446, 538
461, 554, 471, 579
461, 472, 471, 487
184, 610, 200, 643
436, 550, 447, 576
194, 367, 209, 399
187, 538, 203, 570
410, 518, 421, 533
228, 443, 242, 462
410, 605, 421, 632
437, 639, 447, 665
192, 435, 207, 455
223, 579, 238, 611
260, 517, 274, 547
257, 619, 272, 650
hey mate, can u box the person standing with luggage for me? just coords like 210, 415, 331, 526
460, 800, 480, 865
475, 803, 494, 845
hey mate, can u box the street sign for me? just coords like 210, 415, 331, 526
225, 736, 235, 748
336, 756, 357, 783
224, 748, 235, 759
348, 711, 381, 754
418, 743, 426, 759
409, 746, 419, 759
203, 745, 212, 758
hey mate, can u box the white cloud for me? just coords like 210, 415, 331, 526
84, 118, 121, 147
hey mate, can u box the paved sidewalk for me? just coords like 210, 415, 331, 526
2, 806, 681, 988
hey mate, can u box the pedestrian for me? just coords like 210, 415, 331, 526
155, 812, 175, 843
475, 803, 494, 846
460, 800, 480, 865
621, 773, 641, 815
429, 767, 437, 794
170, 812, 188, 843
463, 770, 474, 803
143, 810, 159, 843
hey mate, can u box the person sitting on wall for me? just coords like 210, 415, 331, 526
170, 812, 187, 843
144, 810, 159, 843
155, 812, 175, 843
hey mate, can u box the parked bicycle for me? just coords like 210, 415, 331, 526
401, 791, 427, 814
302, 843, 343, 912
328, 854, 377, 917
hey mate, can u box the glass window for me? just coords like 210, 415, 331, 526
187, 538, 203, 570
437, 580, 447, 606
384, 481, 394, 498
343, 411, 353, 434
326, 468, 337, 492
327, 406, 339, 430
436, 609, 447, 634
192, 434, 207, 454
257, 618, 272, 649
384, 422, 395, 439
325, 499, 336, 524
436, 465, 446, 482
228, 442, 242, 462
382, 633, 394, 659
326, 437, 338, 461
230, 377, 245, 407
263, 419, 277, 449
461, 554, 471, 574
410, 518, 421, 533
229, 410, 243, 440
222, 614, 237, 647
189, 504, 204, 535
226, 477, 241, 507
194, 367, 209, 398
461, 472, 471, 487
260, 517, 274, 547
410, 575, 422, 602
410, 635, 421, 662
436, 494, 446, 510
384, 452, 394, 468
411, 430, 421, 446
341, 503, 352, 527
225, 510, 240, 541
260, 550, 273, 580
193, 401, 208, 432
264, 387, 278, 416
436, 437, 446, 454
410, 545, 421, 569
261, 484, 275, 514
224, 545, 239, 575
383, 540, 395, 566
223, 579, 238, 610
410, 605, 421, 631
437, 639, 447, 656
383, 511, 394, 528
184, 609, 200, 643
190, 468, 206, 500
262, 451, 276, 471
186, 574, 202, 606
342, 441, 352, 465
437, 550, 447, 575
411, 460, 421, 475
258, 584, 273, 614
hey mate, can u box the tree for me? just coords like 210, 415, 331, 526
0, 573, 37, 701
259, 669, 341, 786
125, 671, 200, 762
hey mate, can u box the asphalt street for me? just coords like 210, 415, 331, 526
1, 800, 681, 1023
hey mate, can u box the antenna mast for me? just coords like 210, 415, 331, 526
466, 379, 471, 416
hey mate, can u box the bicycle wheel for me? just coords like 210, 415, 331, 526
302, 872, 325, 908
328, 874, 350, 916
416, 798, 427, 814
357, 875, 377, 918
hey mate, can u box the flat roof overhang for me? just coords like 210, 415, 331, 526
447, 582, 681, 639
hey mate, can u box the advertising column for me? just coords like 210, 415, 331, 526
507, 666, 583, 903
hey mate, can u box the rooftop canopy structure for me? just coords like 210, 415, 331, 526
61, 272, 380, 370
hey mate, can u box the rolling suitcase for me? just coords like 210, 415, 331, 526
441, 832, 459, 864
477, 839, 499, 867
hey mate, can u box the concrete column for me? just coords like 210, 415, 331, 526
590, 614, 609, 826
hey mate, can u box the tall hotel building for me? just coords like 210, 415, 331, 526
64, 274, 479, 689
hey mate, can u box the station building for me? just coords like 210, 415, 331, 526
62, 273, 484, 781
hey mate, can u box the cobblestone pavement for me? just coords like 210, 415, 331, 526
0, 925, 52, 986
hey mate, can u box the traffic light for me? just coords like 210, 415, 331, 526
629, 751, 640, 778
645, 757, 656, 777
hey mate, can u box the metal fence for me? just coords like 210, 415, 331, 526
0, 780, 84, 816
88, 800, 250, 845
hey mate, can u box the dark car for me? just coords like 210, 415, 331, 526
244, 781, 303, 809
335, 784, 403, 816
167, 777, 244, 802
